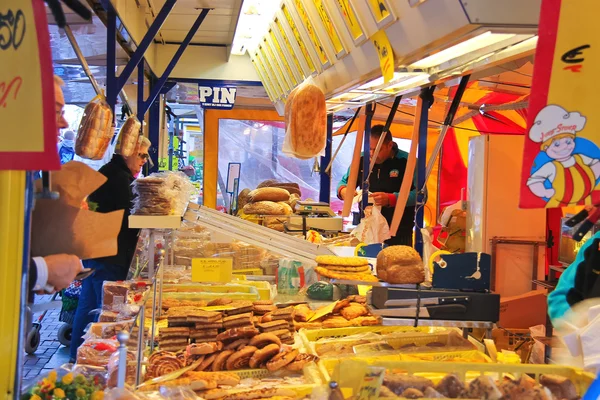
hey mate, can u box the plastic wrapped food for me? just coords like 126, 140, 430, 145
76, 339, 119, 367
86, 320, 135, 340
132, 172, 194, 216
102, 280, 151, 310
107, 350, 138, 387
116, 115, 141, 156
76, 95, 114, 160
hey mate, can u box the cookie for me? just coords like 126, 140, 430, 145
322, 264, 370, 273
315, 255, 369, 267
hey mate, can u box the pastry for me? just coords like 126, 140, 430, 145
208, 298, 233, 307
248, 188, 291, 203
435, 374, 464, 398
315, 255, 369, 267
159, 338, 189, 346
212, 350, 235, 371
223, 313, 254, 323
199, 388, 229, 400
266, 329, 292, 339
340, 303, 368, 320
198, 353, 217, 371
423, 387, 446, 398
224, 338, 251, 351
462, 376, 503, 400
160, 327, 190, 338
376, 245, 424, 284
249, 343, 280, 369
321, 264, 370, 273
346, 295, 367, 304
350, 316, 381, 326
148, 351, 176, 365
249, 333, 282, 348
288, 83, 326, 159
379, 386, 400, 398
383, 374, 434, 395
189, 342, 223, 355
400, 388, 424, 399
217, 327, 259, 342
266, 348, 299, 372
221, 388, 296, 400
146, 354, 184, 378
184, 370, 241, 387
253, 305, 277, 315
332, 299, 351, 314
253, 300, 274, 306
539, 375, 578, 400
196, 322, 224, 330
237, 189, 251, 211
322, 316, 353, 329
257, 320, 289, 332
285, 353, 318, 371
226, 346, 258, 370
190, 329, 219, 339
187, 310, 223, 323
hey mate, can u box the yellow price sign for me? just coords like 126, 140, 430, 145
311, 0, 344, 55
275, 17, 305, 77
370, 30, 395, 83
269, 29, 298, 86
309, 300, 338, 321
292, 0, 329, 65
335, 0, 364, 41
191, 258, 233, 283
367, 0, 391, 23
258, 46, 284, 95
262, 38, 291, 91
282, 4, 317, 72
0, 0, 60, 170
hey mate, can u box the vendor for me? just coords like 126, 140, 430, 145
548, 230, 600, 322
337, 125, 417, 245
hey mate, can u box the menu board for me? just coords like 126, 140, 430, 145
311, 0, 346, 57
290, 0, 329, 66
366, 0, 395, 27
274, 17, 307, 78
282, 4, 318, 72
262, 37, 293, 91
333, 0, 365, 44
268, 29, 299, 86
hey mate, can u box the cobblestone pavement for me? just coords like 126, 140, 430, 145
21, 294, 71, 387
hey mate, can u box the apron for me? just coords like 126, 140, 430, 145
547, 155, 595, 207
567, 238, 600, 308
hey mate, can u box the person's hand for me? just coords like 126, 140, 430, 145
45, 254, 82, 292
371, 192, 390, 207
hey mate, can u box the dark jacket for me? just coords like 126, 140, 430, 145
338, 144, 417, 241
88, 154, 139, 272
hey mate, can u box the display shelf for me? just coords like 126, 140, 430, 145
330, 279, 430, 289
532, 279, 557, 289
129, 215, 183, 229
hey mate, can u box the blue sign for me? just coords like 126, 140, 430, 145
198, 85, 237, 109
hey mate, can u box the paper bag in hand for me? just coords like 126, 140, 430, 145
32, 161, 123, 259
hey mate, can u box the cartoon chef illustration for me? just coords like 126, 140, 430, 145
528, 104, 600, 207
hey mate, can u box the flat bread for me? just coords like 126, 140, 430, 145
320, 264, 370, 273
315, 255, 369, 267
315, 266, 378, 282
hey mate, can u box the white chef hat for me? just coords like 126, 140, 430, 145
529, 104, 586, 144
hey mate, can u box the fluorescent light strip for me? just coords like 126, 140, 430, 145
410, 32, 516, 69
231, 1, 281, 55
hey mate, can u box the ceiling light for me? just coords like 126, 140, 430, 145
358, 72, 428, 91
382, 74, 430, 93
410, 32, 516, 69
231, 1, 281, 55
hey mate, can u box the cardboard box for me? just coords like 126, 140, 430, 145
499, 290, 548, 329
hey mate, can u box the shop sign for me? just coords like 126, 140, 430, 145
197, 85, 237, 110
371, 29, 395, 84
0, 0, 60, 170
519, 0, 600, 208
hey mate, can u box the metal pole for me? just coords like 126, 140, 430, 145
116, 331, 130, 388
137, 61, 145, 123
320, 114, 333, 203
362, 103, 374, 211
135, 305, 145, 387
415, 87, 435, 255
148, 76, 161, 173
63, 25, 102, 95
106, 7, 117, 114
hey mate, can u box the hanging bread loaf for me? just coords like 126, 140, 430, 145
243, 201, 285, 215
376, 245, 425, 284
76, 96, 114, 160
248, 187, 290, 203
287, 83, 326, 159
116, 115, 141, 156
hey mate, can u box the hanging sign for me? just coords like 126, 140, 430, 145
334, 0, 365, 44
519, 0, 600, 208
0, 0, 60, 171
197, 85, 237, 110
370, 30, 395, 83
282, 5, 317, 73
291, 0, 329, 66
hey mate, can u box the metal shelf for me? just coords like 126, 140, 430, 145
381, 317, 494, 330
532, 279, 557, 289
330, 279, 431, 289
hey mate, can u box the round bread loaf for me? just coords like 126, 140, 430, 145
243, 201, 285, 215
289, 84, 326, 159
376, 245, 424, 284
248, 187, 291, 202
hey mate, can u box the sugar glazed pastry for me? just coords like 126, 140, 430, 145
376, 245, 425, 284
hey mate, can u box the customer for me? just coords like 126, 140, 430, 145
58, 130, 76, 164
29, 76, 82, 295
70, 138, 151, 361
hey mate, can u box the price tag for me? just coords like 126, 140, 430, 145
309, 300, 338, 322
191, 258, 233, 283
0, 0, 60, 170
357, 366, 386, 400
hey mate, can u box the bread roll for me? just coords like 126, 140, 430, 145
237, 188, 251, 211
248, 187, 290, 202
278, 202, 293, 215
257, 180, 301, 196
76, 98, 114, 160
289, 83, 326, 159
376, 245, 424, 284
115, 116, 141, 156
243, 201, 285, 215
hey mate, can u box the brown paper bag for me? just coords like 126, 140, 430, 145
31, 161, 124, 259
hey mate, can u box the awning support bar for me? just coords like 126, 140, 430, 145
362, 103, 375, 211
320, 114, 334, 203
141, 9, 211, 117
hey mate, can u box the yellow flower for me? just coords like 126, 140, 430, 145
30, 395, 42, 400
41, 381, 55, 392
47, 371, 57, 383
75, 388, 86, 398
75, 374, 86, 385
90, 391, 105, 400
61, 373, 74, 385
53, 388, 66, 399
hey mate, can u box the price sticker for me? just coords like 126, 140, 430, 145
192, 258, 233, 283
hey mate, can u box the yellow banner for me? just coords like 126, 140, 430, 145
262, 38, 291, 91
275, 17, 306, 77
282, 4, 316, 72
258, 46, 284, 96
269, 29, 298, 86
0, 0, 59, 170
311, 0, 344, 54
192, 258, 233, 283
370, 30, 395, 83
335, 0, 364, 41
292, 0, 329, 65
367, 0, 391, 23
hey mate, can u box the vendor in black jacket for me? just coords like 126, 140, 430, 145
338, 125, 417, 245
70, 138, 151, 361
